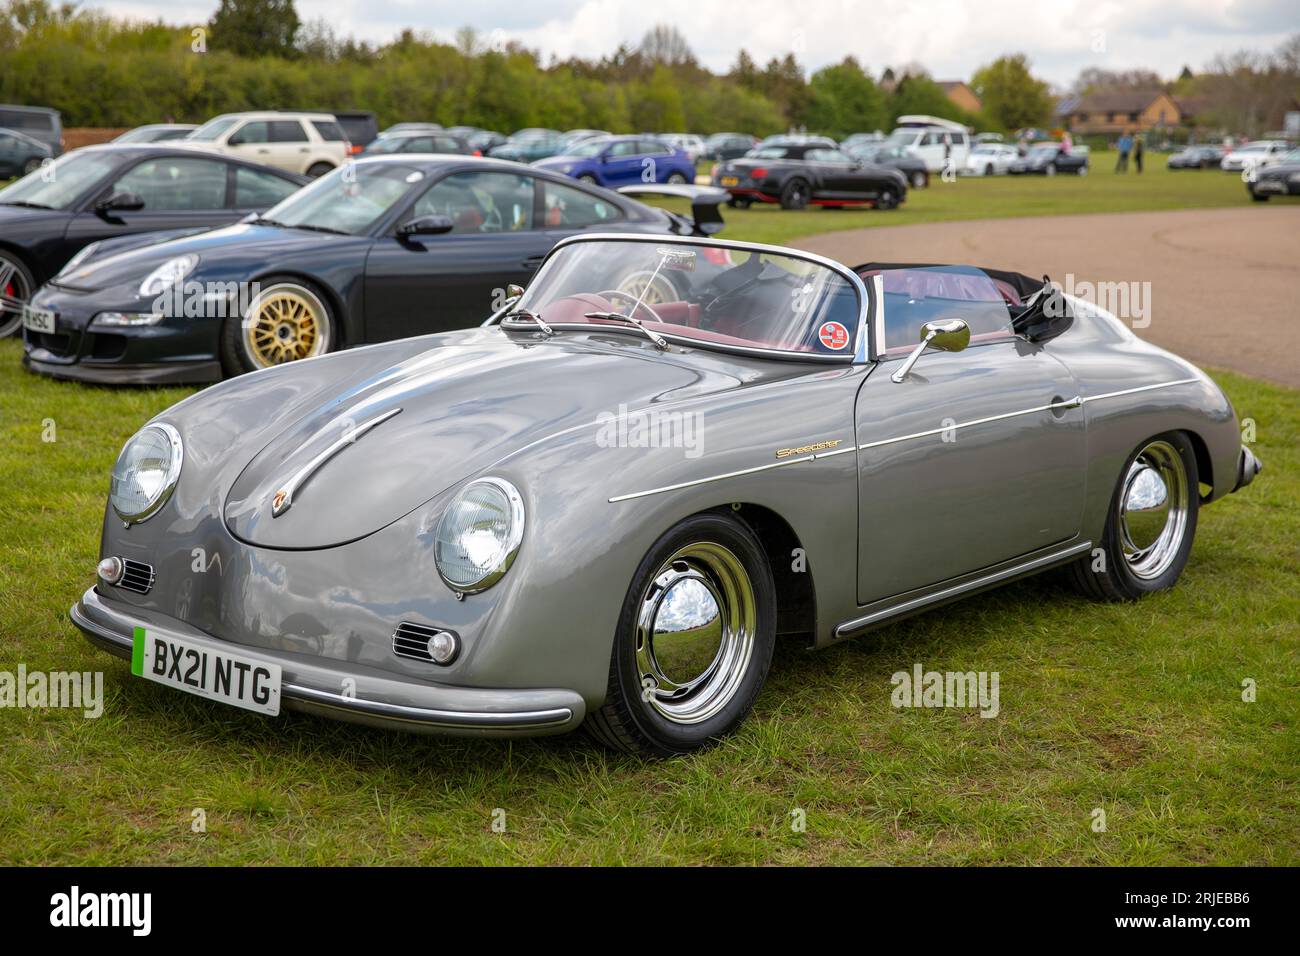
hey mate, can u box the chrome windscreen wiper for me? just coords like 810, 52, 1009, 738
582, 311, 668, 350
504, 308, 554, 337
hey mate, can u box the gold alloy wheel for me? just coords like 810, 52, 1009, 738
242, 284, 331, 368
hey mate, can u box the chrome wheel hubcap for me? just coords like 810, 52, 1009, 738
635, 542, 755, 725
1119, 440, 1189, 580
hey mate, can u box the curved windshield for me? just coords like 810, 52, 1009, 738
510, 239, 862, 356
259, 162, 420, 235
188, 117, 238, 141
0, 150, 126, 210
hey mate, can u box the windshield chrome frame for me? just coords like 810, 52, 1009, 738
486, 232, 873, 363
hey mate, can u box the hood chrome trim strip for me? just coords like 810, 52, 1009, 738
271, 407, 403, 517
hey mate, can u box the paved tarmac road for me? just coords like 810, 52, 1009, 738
795, 206, 1300, 388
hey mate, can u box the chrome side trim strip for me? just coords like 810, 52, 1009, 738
834, 540, 1094, 639
1080, 377, 1199, 404
605, 379, 1197, 503
271, 406, 402, 517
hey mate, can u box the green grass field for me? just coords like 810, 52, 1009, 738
0, 151, 1296, 865
682, 150, 1259, 246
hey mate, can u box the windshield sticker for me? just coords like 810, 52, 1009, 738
818, 320, 850, 351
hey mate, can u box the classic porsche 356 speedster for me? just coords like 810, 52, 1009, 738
72, 234, 1261, 756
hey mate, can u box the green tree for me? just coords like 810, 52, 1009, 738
208, 0, 300, 58
971, 54, 1054, 130
804, 56, 885, 137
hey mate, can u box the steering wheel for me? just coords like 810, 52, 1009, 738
594, 289, 666, 326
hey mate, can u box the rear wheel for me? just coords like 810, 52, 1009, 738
1069, 433, 1199, 601
779, 178, 810, 210
876, 187, 899, 210
0, 249, 36, 338
306, 162, 334, 178
910, 170, 927, 188
727, 196, 752, 209
666, 172, 688, 184
1076, 165, 1089, 176
586, 512, 776, 757
578, 174, 599, 185
221, 278, 336, 377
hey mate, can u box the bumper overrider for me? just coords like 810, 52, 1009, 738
1233, 444, 1263, 493
71, 586, 586, 736
22, 285, 223, 385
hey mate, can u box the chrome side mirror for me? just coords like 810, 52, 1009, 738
891, 318, 970, 383
506, 283, 525, 300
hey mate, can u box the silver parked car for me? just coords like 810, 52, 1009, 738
72, 235, 1261, 756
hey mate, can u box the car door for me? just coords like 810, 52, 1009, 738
600, 140, 644, 186
224, 121, 274, 167
539, 176, 627, 243
363, 169, 543, 340
807, 148, 862, 196
63, 155, 241, 252
853, 267, 1087, 604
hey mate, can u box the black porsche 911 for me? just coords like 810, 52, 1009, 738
0, 144, 306, 337
22, 156, 724, 384
711, 142, 907, 210
1007, 143, 1090, 176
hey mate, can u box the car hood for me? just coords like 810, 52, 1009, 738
0, 203, 63, 229
53, 222, 355, 293
221, 331, 753, 549
1258, 162, 1300, 179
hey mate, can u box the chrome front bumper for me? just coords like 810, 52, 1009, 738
70, 587, 585, 737
1233, 445, 1263, 493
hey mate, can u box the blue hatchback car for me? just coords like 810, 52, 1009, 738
532, 135, 696, 188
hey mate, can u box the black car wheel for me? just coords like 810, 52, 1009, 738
1250, 190, 1270, 202
985, 163, 995, 176
727, 196, 752, 209
779, 178, 810, 210
578, 174, 599, 185
222, 278, 336, 377
876, 187, 899, 210
586, 511, 776, 757
0, 249, 36, 338
910, 170, 927, 189
306, 162, 334, 178
1069, 433, 1199, 601
666, 172, 689, 184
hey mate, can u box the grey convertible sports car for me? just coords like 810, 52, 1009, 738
72, 234, 1261, 756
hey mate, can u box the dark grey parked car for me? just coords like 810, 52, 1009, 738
0, 104, 62, 156
0, 127, 52, 178
71, 234, 1259, 756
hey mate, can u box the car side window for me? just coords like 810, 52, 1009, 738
608, 141, 640, 158
405, 137, 436, 152
542, 180, 624, 228
806, 148, 849, 163
880, 268, 1014, 352
114, 158, 229, 210
232, 122, 269, 145
639, 139, 667, 155
432, 136, 463, 153
234, 166, 299, 208
412, 171, 536, 233
270, 121, 308, 143
311, 121, 345, 142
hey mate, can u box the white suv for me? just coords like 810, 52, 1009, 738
1220, 140, 1290, 174
885, 116, 972, 173
185, 112, 349, 177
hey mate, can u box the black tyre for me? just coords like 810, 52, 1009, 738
1069, 432, 1199, 601
779, 178, 810, 210
666, 172, 688, 184
1250, 190, 1269, 202
220, 277, 336, 377
727, 196, 752, 209
586, 512, 777, 757
910, 170, 927, 189
0, 249, 37, 338
578, 174, 599, 185
306, 162, 335, 178
876, 186, 899, 210
984, 163, 994, 176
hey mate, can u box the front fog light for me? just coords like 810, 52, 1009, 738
427, 630, 459, 664
97, 556, 123, 584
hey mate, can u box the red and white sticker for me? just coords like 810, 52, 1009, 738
818, 321, 850, 351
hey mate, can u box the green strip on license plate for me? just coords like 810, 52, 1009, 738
131, 626, 145, 676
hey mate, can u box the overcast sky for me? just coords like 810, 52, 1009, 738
104, 0, 1296, 88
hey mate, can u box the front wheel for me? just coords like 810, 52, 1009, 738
221, 278, 336, 377
1069, 433, 1199, 601
910, 170, 927, 188
586, 512, 776, 757
876, 187, 899, 210
577, 173, 600, 185
0, 249, 37, 338
666, 171, 688, 184
305, 162, 335, 178
1076, 165, 1088, 176
1250, 191, 1269, 202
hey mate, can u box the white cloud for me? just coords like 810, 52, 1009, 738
100, 0, 1294, 87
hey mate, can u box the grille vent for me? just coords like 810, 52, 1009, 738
118, 559, 156, 594
393, 622, 445, 663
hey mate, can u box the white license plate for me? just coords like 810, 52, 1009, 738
22, 305, 56, 334
1255, 181, 1284, 192
131, 626, 281, 716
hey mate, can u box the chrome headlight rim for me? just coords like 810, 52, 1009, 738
433, 476, 526, 595
110, 422, 184, 525
138, 254, 199, 299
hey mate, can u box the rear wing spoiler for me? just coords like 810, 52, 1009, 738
616, 184, 727, 237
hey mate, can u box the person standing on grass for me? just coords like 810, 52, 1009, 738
1133, 134, 1144, 174
1116, 130, 1133, 172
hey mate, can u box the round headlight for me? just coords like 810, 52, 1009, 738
433, 478, 525, 594
109, 423, 183, 524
